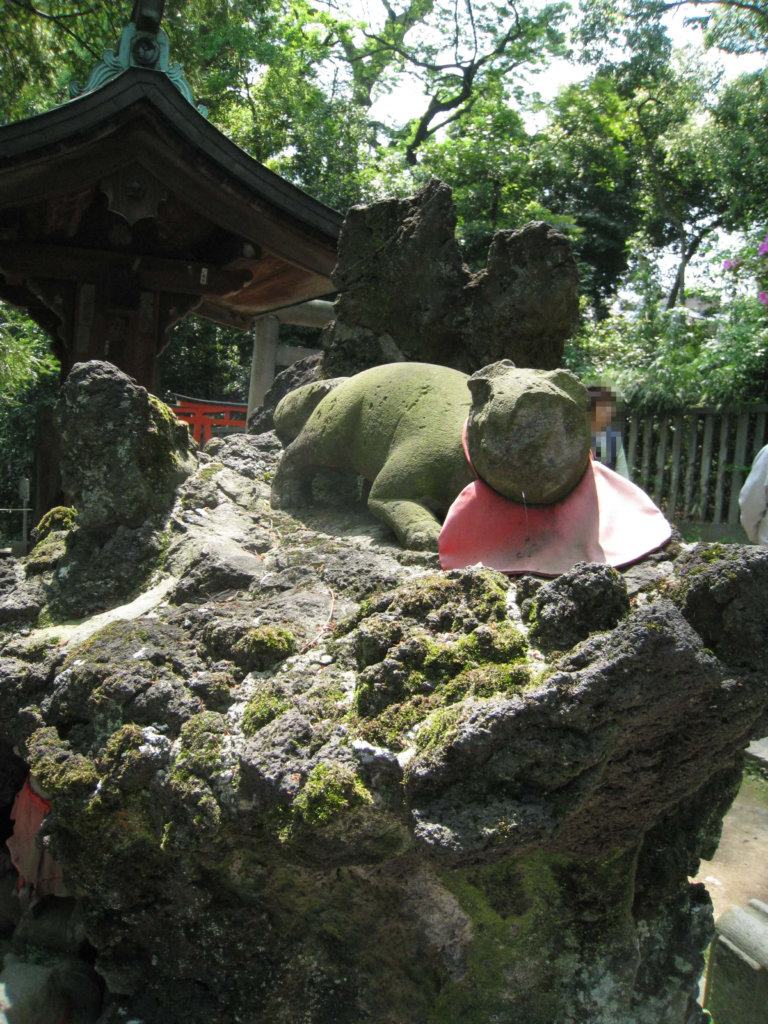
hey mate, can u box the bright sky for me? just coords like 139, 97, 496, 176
361, 1, 765, 128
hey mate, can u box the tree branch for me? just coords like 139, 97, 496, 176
7, 0, 104, 59
659, 0, 768, 25
665, 216, 723, 308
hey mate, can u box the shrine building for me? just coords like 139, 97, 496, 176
0, 1, 343, 393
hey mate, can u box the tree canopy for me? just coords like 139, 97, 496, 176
1, 0, 766, 399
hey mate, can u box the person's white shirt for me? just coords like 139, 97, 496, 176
739, 445, 768, 544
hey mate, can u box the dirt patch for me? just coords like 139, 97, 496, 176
693, 773, 768, 920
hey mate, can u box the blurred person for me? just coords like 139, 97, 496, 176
589, 385, 630, 479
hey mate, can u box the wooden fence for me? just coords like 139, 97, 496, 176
623, 403, 768, 525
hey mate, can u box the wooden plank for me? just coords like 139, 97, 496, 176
683, 413, 700, 518
640, 416, 653, 492
3, 242, 253, 297
727, 411, 750, 524
654, 417, 669, 506
667, 412, 684, 519
712, 412, 730, 524
698, 414, 715, 521
627, 416, 639, 479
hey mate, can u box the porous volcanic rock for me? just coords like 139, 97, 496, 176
0, 367, 766, 1024
324, 178, 579, 375
248, 353, 325, 435
56, 360, 196, 529
525, 560, 631, 651
463, 220, 581, 370
330, 178, 470, 372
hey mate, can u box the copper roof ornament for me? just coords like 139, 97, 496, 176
69, 0, 206, 115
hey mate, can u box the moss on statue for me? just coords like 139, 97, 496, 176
272, 361, 589, 550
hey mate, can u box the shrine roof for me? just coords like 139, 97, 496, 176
0, 66, 342, 324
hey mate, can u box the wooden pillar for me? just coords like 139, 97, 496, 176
247, 315, 280, 422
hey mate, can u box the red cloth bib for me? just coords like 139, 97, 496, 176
7, 777, 68, 898
438, 425, 671, 576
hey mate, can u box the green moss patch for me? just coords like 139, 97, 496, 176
242, 684, 290, 736
200, 622, 296, 675
174, 712, 229, 781
25, 506, 78, 575
293, 763, 373, 827
31, 505, 78, 545
349, 607, 530, 749
428, 849, 639, 1023
24, 726, 98, 800
366, 570, 508, 624
233, 626, 296, 671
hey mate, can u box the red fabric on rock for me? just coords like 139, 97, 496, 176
6, 777, 68, 898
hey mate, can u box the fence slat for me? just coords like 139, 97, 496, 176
627, 416, 639, 477
641, 416, 654, 492
667, 413, 684, 517
698, 414, 715, 521
683, 413, 699, 518
622, 403, 768, 525
727, 411, 750, 525
713, 413, 730, 525
753, 412, 767, 458
654, 419, 668, 506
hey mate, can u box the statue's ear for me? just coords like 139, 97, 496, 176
467, 375, 491, 405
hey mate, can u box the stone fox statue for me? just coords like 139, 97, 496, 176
270, 360, 591, 551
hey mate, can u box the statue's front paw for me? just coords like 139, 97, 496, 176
402, 527, 440, 552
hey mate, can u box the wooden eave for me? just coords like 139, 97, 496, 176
0, 67, 342, 320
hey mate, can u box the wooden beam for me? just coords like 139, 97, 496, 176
1, 243, 253, 298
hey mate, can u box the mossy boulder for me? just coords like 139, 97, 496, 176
31, 506, 78, 545
526, 560, 630, 651
55, 361, 196, 529
2, 413, 768, 1024
25, 507, 78, 576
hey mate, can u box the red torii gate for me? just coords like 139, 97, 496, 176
171, 396, 247, 446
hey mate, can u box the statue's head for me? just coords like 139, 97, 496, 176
465, 360, 590, 505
